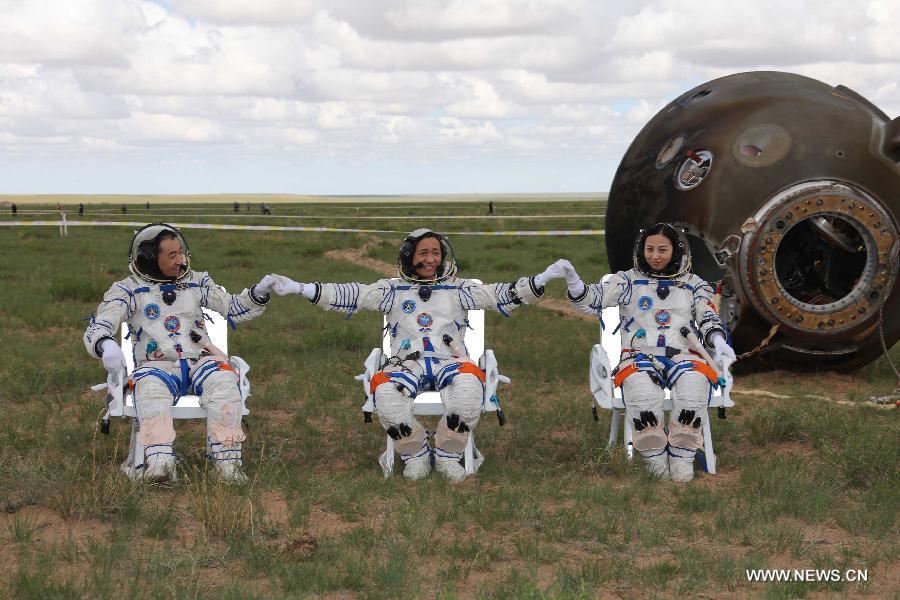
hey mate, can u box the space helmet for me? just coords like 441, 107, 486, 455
128, 223, 191, 283
632, 222, 692, 278
397, 228, 457, 283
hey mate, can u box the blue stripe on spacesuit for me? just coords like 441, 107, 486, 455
387, 371, 419, 397
133, 366, 181, 400
494, 282, 519, 317
668, 444, 695, 458
191, 360, 225, 396
632, 280, 696, 292
422, 336, 435, 381
330, 282, 361, 315
617, 273, 633, 305
85, 315, 116, 343
627, 353, 715, 391
379, 284, 396, 313
436, 363, 459, 389
199, 277, 212, 306
458, 285, 477, 310
228, 296, 252, 321
395, 285, 458, 291
178, 359, 190, 396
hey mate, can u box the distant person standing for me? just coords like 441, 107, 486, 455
11, 203, 17, 216
233, 201, 240, 213
487, 201, 495, 215
261, 203, 271, 215
79, 203, 84, 216
145, 201, 150, 210
56, 202, 62, 212
122, 205, 128, 214
246, 201, 250, 213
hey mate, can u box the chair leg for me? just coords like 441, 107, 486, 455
702, 410, 716, 474
120, 420, 145, 478
608, 407, 621, 447
378, 435, 395, 478
464, 432, 475, 476
623, 414, 634, 461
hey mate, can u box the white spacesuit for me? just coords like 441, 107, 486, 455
272, 229, 561, 482
562, 223, 736, 482
83, 223, 281, 483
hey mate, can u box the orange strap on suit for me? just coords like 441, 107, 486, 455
613, 364, 639, 388
457, 361, 486, 382
370, 371, 392, 394
689, 360, 719, 385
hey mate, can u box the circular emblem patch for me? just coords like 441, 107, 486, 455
144, 303, 161, 320
416, 312, 433, 328
654, 309, 672, 326
638, 296, 653, 311
164, 316, 181, 332
401, 299, 417, 314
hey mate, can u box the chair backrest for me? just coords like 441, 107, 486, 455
382, 279, 485, 363
598, 275, 721, 399
120, 308, 228, 373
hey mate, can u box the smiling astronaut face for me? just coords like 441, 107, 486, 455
644, 234, 674, 272
413, 236, 442, 280
157, 236, 188, 279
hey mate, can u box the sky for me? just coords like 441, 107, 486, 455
0, 0, 897, 195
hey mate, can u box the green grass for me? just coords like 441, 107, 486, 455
0, 199, 898, 598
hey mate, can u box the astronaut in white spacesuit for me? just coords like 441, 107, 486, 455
269, 228, 565, 482
83, 223, 286, 483
560, 223, 737, 482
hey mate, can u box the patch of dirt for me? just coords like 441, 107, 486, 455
305, 507, 360, 538
324, 236, 394, 278
0, 505, 111, 546
258, 491, 290, 526
275, 534, 318, 560
0, 505, 113, 587
771, 441, 818, 457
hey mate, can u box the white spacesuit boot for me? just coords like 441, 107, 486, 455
399, 431, 432, 480
207, 439, 248, 484
434, 372, 484, 482
623, 373, 669, 479
375, 381, 432, 480
198, 362, 248, 483
668, 371, 709, 483
143, 443, 177, 482
133, 372, 178, 482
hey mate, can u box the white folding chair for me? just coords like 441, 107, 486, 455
589, 276, 734, 474
355, 284, 510, 478
91, 308, 251, 476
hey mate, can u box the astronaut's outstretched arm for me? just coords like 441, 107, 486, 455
458, 274, 545, 317
265, 274, 398, 316
561, 260, 630, 315
199, 272, 270, 325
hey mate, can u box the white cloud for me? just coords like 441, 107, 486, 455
0, 0, 897, 192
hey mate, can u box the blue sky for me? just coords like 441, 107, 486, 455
1, 0, 897, 194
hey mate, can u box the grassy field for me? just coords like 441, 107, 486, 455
1, 199, 897, 599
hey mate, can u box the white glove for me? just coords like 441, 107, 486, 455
711, 333, 736, 388
558, 259, 586, 297
257, 274, 306, 297
533, 259, 569, 287
100, 339, 125, 375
